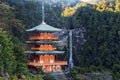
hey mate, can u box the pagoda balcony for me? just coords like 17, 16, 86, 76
31, 46, 56, 51
28, 61, 68, 67
29, 36, 58, 40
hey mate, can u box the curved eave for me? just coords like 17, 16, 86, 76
26, 41, 63, 44
25, 51, 65, 54
26, 29, 61, 32
26, 23, 62, 32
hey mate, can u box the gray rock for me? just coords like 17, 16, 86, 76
80, 72, 113, 80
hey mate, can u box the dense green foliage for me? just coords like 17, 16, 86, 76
12, 42, 28, 76
72, 1, 120, 69
0, 2, 32, 79
0, 28, 31, 79
0, 28, 15, 76
0, 3, 26, 41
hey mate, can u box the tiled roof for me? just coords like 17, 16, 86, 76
26, 22, 61, 32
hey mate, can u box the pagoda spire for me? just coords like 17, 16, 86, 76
41, 0, 46, 24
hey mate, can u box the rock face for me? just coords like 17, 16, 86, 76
80, 72, 113, 80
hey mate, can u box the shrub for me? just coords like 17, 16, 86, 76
43, 73, 55, 80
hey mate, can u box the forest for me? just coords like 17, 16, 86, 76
0, 0, 120, 80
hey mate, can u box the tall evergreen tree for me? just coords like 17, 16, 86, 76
11, 37, 28, 76
0, 28, 15, 76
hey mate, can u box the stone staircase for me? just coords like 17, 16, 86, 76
50, 72, 68, 80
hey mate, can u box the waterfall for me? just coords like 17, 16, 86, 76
59, 28, 85, 70
68, 30, 73, 69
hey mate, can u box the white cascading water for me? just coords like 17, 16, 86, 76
59, 28, 85, 70
68, 30, 73, 69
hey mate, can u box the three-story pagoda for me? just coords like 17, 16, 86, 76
26, 22, 67, 72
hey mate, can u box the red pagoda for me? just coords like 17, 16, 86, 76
25, 21, 67, 72
25, 1, 67, 72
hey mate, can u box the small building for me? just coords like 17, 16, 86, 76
26, 22, 67, 73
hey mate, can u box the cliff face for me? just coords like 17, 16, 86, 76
80, 72, 113, 80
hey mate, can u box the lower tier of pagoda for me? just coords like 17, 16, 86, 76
28, 61, 67, 72
27, 54, 67, 72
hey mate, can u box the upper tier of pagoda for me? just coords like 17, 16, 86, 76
26, 22, 61, 32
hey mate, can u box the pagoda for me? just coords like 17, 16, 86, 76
25, 1, 67, 73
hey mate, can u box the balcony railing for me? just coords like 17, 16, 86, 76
29, 36, 58, 40
31, 45, 56, 51
28, 61, 67, 66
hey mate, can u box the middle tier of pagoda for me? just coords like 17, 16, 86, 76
30, 32, 58, 40
31, 44, 56, 51
25, 32, 65, 54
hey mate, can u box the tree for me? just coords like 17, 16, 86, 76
0, 3, 26, 41
73, 4, 120, 69
112, 64, 120, 79
12, 38, 28, 76
96, 0, 108, 11
115, 0, 120, 12
0, 28, 15, 76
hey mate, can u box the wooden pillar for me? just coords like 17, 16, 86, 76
50, 55, 54, 63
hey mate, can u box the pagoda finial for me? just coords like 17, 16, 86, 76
41, 0, 46, 24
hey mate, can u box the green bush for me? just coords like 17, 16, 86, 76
79, 68, 86, 74
37, 67, 45, 75
115, 72, 120, 78
11, 75, 18, 80
71, 66, 88, 74
0, 77, 5, 80
71, 69, 78, 76
89, 65, 98, 72
43, 73, 55, 80
73, 75, 81, 80
112, 64, 120, 73
24, 75, 43, 80
112, 64, 120, 79
32, 75, 44, 80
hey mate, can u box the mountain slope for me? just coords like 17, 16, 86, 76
0, 3, 26, 41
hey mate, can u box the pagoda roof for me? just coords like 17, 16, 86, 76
26, 22, 61, 32
25, 51, 64, 54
